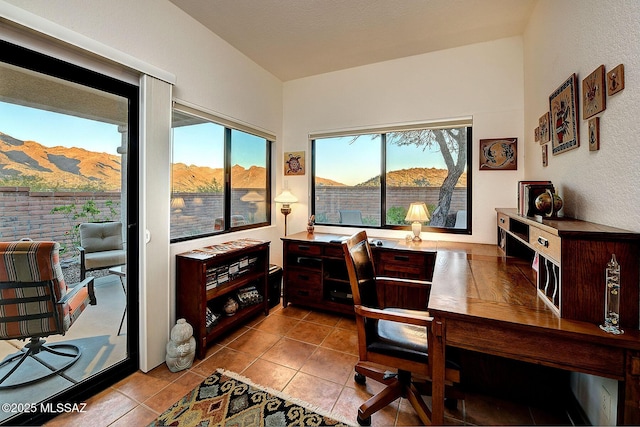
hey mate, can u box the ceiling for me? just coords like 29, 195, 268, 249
169, 0, 537, 81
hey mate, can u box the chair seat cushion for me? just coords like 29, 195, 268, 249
369, 308, 429, 364
84, 250, 126, 270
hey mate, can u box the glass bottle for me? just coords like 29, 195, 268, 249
600, 254, 623, 335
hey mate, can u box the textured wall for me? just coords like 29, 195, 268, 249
523, 0, 640, 232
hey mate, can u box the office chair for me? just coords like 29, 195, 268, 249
342, 230, 462, 425
0, 240, 96, 389
78, 221, 126, 280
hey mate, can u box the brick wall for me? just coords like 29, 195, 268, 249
0, 187, 122, 258
314, 186, 467, 224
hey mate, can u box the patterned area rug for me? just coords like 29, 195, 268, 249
149, 369, 354, 427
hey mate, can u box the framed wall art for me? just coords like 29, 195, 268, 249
542, 144, 548, 167
549, 73, 580, 155
583, 65, 606, 119
534, 127, 540, 142
607, 64, 625, 96
588, 117, 600, 151
479, 138, 517, 170
284, 151, 305, 175
539, 112, 550, 144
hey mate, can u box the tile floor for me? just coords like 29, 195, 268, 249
44, 304, 575, 426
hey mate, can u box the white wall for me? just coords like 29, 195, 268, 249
523, 0, 640, 231
283, 37, 525, 244
523, 1, 640, 425
2, 0, 284, 369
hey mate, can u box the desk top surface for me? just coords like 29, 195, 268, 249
427, 247, 640, 349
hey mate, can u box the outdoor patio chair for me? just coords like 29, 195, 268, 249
78, 221, 126, 280
339, 209, 363, 225
0, 239, 96, 389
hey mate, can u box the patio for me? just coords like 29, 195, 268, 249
0, 270, 128, 424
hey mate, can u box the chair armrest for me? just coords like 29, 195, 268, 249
59, 277, 96, 306
354, 304, 432, 327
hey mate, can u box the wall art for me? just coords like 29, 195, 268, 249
583, 65, 606, 119
539, 112, 550, 144
542, 144, 548, 167
479, 138, 517, 170
588, 117, 600, 151
534, 126, 540, 142
284, 151, 305, 175
549, 73, 580, 155
607, 64, 625, 96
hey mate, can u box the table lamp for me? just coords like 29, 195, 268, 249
405, 202, 429, 242
274, 189, 298, 236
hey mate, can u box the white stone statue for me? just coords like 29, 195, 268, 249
165, 318, 196, 372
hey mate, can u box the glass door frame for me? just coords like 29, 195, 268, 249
0, 39, 140, 426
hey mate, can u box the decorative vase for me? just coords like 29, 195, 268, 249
223, 297, 239, 316
165, 318, 196, 372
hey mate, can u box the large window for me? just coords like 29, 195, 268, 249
312, 121, 471, 234
171, 106, 271, 242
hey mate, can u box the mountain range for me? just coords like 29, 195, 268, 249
0, 132, 465, 191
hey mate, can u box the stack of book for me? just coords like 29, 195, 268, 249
518, 180, 554, 217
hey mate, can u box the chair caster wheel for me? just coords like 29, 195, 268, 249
445, 398, 458, 410
354, 372, 366, 385
357, 415, 371, 426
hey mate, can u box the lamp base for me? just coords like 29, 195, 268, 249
411, 221, 422, 242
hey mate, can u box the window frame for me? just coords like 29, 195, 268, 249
311, 121, 472, 235
170, 103, 273, 243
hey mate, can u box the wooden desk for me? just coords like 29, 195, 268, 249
428, 245, 640, 425
282, 232, 436, 314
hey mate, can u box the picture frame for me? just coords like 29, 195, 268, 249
588, 117, 600, 151
284, 151, 305, 175
549, 74, 580, 155
539, 112, 550, 144
583, 65, 606, 119
479, 138, 517, 170
534, 127, 540, 142
542, 144, 548, 167
607, 64, 625, 96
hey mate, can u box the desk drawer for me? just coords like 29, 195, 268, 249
529, 228, 561, 262
324, 246, 344, 259
287, 242, 322, 256
377, 250, 428, 279
497, 213, 510, 230
286, 268, 322, 301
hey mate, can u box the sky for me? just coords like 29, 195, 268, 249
0, 102, 122, 155
315, 134, 447, 185
1, 102, 264, 169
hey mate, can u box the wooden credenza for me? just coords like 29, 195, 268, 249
496, 208, 640, 329
281, 232, 436, 314
176, 239, 270, 359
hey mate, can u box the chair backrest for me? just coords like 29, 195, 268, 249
79, 222, 123, 253
342, 231, 380, 309
0, 240, 67, 339
339, 210, 363, 225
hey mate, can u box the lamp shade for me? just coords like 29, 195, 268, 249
274, 190, 298, 204
170, 197, 185, 210
405, 202, 429, 222
240, 190, 264, 202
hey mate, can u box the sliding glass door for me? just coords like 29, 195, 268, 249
0, 40, 139, 425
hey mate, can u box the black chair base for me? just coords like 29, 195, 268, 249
0, 337, 81, 389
